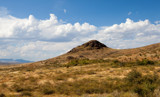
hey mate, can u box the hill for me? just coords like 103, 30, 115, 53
0, 40, 160, 97
30, 40, 160, 67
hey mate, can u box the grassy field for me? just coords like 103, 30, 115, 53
0, 59, 160, 97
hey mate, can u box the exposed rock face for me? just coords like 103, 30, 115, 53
68, 40, 107, 53
82, 40, 107, 49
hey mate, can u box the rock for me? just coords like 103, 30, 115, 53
82, 40, 107, 49
68, 40, 107, 53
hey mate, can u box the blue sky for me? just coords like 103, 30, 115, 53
0, 0, 160, 61
1, 0, 160, 26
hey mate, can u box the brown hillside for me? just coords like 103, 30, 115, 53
27, 40, 160, 67
0, 40, 160, 97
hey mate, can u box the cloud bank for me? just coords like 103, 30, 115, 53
0, 14, 96, 41
0, 11, 160, 61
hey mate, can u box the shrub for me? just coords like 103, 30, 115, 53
39, 82, 55, 95
12, 83, 34, 93
137, 59, 155, 65
21, 91, 32, 96
42, 88, 54, 95
13, 84, 24, 92
67, 59, 78, 66
66, 56, 75, 60
125, 70, 159, 97
0, 93, 5, 97
66, 59, 109, 67
125, 70, 142, 83
110, 60, 131, 67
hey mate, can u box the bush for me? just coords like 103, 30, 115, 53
66, 56, 75, 60
13, 84, 24, 92
125, 70, 142, 83
110, 60, 134, 67
42, 88, 54, 95
0, 93, 5, 97
137, 59, 155, 65
125, 70, 159, 97
66, 59, 109, 67
21, 91, 32, 96
12, 83, 34, 92
40, 82, 55, 95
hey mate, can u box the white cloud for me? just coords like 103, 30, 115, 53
0, 12, 96, 61
0, 10, 160, 61
155, 20, 160, 24
89, 18, 160, 48
0, 14, 97, 41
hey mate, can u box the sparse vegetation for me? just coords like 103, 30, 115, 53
21, 91, 32, 96
0, 60, 160, 97
137, 59, 155, 65
40, 82, 55, 95
66, 59, 109, 67
124, 70, 159, 97
0, 40, 160, 96
0, 93, 5, 97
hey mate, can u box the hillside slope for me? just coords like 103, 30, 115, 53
31, 40, 160, 66
0, 40, 160, 97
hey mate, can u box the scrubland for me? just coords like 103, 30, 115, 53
0, 59, 160, 97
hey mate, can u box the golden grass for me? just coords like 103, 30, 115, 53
0, 60, 160, 97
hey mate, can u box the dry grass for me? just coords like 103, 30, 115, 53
0, 41, 160, 97
0, 60, 160, 97
41, 42, 160, 65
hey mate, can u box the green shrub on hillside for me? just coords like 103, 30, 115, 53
63, 58, 157, 68
124, 70, 159, 97
137, 59, 155, 65
66, 59, 109, 67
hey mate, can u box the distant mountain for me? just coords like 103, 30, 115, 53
0, 59, 32, 65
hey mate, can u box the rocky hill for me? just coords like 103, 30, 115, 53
0, 40, 160, 97
28, 40, 160, 67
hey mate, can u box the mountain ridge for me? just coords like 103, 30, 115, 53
0, 59, 32, 65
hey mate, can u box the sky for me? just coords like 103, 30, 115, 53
0, 0, 160, 61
